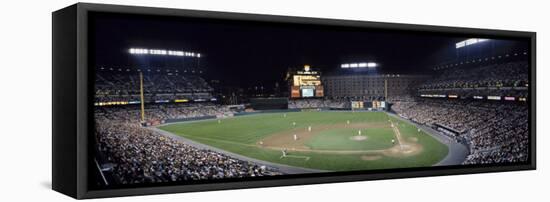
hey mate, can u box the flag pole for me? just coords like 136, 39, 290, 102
140, 72, 145, 122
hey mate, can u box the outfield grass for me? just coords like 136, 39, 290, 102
158, 111, 448, 171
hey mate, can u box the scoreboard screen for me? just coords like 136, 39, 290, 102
302, 89, 314, 97
288, 65, 324, 98
293, 75, 322, 86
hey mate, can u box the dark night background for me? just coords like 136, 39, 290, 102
91, 12, 527, 90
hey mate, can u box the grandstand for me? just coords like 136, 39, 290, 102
391, 50, 529, 164
91, 34, 530, 188
94, 112, 281, 185
95, 68, 214, 104
418, 61, 529, 98
392, 99, 528, 164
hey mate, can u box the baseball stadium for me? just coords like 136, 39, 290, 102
90, 13, 530, 187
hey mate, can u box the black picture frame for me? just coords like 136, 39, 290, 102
52, 2, 536, 199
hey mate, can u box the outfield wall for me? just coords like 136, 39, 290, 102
163, 108, 346, 123
164, 115, 216, 124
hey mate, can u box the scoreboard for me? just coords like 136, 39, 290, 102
288, 65, 324, 98
351, 100, 387, 110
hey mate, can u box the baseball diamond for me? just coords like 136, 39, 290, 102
158, 111, 451, 171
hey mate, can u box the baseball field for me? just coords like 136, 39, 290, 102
158, 111, 449, 172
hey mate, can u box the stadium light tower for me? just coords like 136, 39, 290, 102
340, 62, 378, 69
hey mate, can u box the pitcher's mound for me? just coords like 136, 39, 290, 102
399, 144, 418, 154
361, 155, 381, 161
350, 135, 367, 141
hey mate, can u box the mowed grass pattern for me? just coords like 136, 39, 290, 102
158, 112, 448, 171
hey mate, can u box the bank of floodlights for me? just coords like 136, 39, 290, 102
455, 38, 489, 49
341, 62, 378, 69
129, 48, 201, 58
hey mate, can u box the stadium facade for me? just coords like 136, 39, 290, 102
322, 74, 428, 100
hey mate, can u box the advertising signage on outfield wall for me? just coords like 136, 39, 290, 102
420, 94, 446, 98
420, 94, 524, 102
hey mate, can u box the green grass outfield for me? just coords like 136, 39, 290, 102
306, 127, 395, 151
158, 111, 449, 171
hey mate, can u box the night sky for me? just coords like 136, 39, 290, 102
90, 12, 517, 88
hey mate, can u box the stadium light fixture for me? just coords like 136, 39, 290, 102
455, 41, 466, 48
128, 48, 201, 57
465, 38, 478, 46
341, 62, 377, 69
456, 38, 489, 49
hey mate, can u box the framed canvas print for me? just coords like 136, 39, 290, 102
52, 3, 536, 199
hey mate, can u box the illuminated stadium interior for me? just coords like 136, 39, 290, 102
90, 12, 530, 189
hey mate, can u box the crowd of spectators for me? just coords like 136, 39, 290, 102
288, 98, 347, 109
418, 61, 528, 97
95, 71, 213, 102
95, 103, 236, 124
419, 61, 528, 90
392, 98, 528, 164
94, 104, 281, 185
